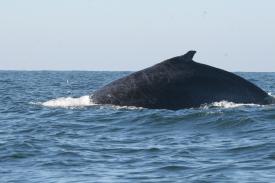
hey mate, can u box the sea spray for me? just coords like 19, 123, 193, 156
42, 95, 95, 108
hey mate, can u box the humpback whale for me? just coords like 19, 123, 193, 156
91, 51, 272, 110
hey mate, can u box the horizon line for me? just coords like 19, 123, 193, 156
0, 69, 275, 73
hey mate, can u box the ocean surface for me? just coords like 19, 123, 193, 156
1, 71, 275, 183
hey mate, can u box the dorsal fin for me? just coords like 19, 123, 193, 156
162, 50, 197, 65
180, 50, 196, 61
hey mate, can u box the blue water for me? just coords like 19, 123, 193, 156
1, 71, 275, 183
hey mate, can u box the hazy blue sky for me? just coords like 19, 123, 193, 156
0, 0, 274, 71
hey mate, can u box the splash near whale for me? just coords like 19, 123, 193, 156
91, 51, 273, 110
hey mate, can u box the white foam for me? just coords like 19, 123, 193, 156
202, 100, 261, 109
31, 95, 144, 110
41, 95, 95, 108
268, 92, 275, 98
34, 96, 274, 110
109, 105, 144, 110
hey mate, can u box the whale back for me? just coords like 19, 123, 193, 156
92, 51, 271, 109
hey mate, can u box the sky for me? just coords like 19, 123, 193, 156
0, 0, 274, 71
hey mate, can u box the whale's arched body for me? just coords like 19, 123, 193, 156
91, 51, 272, 110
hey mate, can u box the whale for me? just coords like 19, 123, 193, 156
91, 51, 273, 110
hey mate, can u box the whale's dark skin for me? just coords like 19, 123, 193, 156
91, 51, 272, 110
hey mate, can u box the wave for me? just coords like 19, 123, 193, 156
268, 92, 274, 97
34, 95, 273, 110
201, 92, 275, 109
34, 95, 142, 109
268, 93, 275, 104
40, 95, 96, 108
201, 101, 261, 109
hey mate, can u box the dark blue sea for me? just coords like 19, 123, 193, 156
1, 71, 275, 183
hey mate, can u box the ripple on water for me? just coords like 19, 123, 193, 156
1, 71, 275, 183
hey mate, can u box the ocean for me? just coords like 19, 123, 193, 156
1, 71, 275, 183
